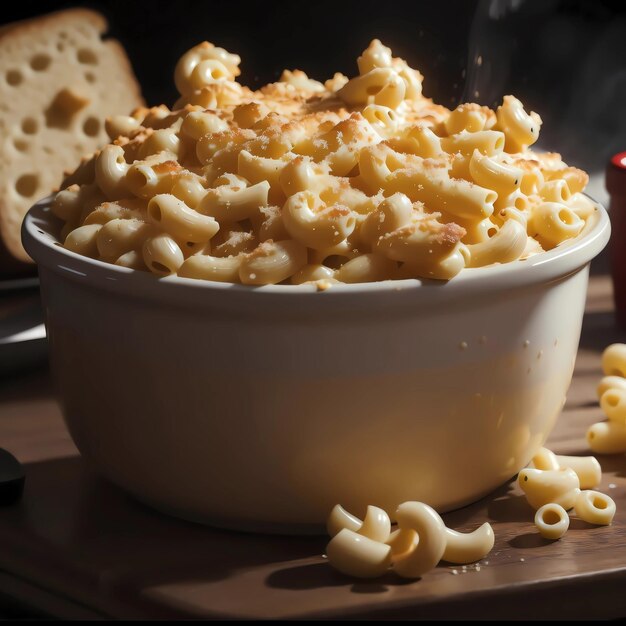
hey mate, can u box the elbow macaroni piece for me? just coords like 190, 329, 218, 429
52, 184, 105, 223
530, 447, 560, 471
539, 179, 571, 203
178, 254, 241, 283
469, 150, 522, 195
105, 114, 141, 139
142, 234, 185, 275
587, 420, 626, 454
386, 528, 419, 561
115, 249, 146, 270
574, 490, 616, 525
554, 455, 602, 490
602, 343, 626, 378
529, 202, 584, 248
282, 191, 356, 249
600, 388, 626, 424
441, 523, 495, 564
238, 240, 307, 285
357, 506, 392, 543
147, 194, 219, 243
95, 145, 130, 200
64, 223, 102, 257
597, 375, 626, 399
125, 152, 183, 199
440, 130, 505, 157
496, 95, 542, 152
517, 467, 580, 510
325, 505, 394, 578
531, 447, 601, 490
334, 254, 398, 283
56, 39, 593, 286
445, 103, 492, 134
174, 41, 241, 96
391, 502, 447, 579
534, 503, 569, 539
327, 504, 363, 537
466, 219, 527, 268
290, 263, 336, 285
96, 218, 153, 260
326, 529, 392, 578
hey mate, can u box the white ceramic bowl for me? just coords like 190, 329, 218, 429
23, 197, 610, 533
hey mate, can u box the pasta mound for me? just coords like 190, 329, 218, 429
53, 39, 595, 286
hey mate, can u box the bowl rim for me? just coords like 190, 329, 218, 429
22, 194, 611, 301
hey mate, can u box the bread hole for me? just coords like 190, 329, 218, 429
45, 89, 90, 130
57, 42, 65, 52
6, 69, 23, 86
85, 72, 96, 84
30, 54, 52, 71
83, 117, 101, 137
13, 139, 29, 152
59, 31, 68, 39
77, 49, 98, 65
15, 173, 39, 197
21, 117, 38, 135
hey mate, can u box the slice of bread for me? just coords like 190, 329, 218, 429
0, 8, 144, 274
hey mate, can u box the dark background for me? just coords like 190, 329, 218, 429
2, 0, 626, 199
2, 0, 479, 106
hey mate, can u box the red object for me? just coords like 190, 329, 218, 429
607, 151, 626, 328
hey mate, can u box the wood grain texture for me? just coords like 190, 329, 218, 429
0, 269, 625, 619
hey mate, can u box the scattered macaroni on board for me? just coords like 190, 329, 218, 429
325, 503, 495, 579
52, 39, 597, 286
589, 344, 626, 454
324, 442, 616, 579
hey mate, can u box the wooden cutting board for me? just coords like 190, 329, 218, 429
0, 271, 625, 620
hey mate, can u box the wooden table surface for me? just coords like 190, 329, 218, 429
1, 269, 626, 620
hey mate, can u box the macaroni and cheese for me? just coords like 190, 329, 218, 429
52, 40, 596, 285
